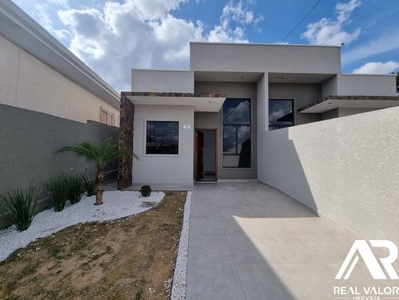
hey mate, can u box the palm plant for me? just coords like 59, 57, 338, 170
56, 137, 137, 205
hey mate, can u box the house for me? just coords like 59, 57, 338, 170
0, 0, 120, 125
122, 42, 398, 186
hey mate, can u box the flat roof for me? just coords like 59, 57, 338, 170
122, 92, 226, 112
298, 95, 399, 113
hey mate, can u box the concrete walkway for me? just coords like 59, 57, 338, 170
186, 181, 396, 300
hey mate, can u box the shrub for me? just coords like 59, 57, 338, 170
46, 177, 68, 212
140, 185, 152, 197
0, 183, 39, 232
81, 173, 96, 197
64, 175, 84, 204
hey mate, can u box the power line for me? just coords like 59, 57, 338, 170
280, 0, 323, 43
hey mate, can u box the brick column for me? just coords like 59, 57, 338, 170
117, 94, 135, 190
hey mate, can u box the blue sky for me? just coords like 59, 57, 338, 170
12, 0, 399, 91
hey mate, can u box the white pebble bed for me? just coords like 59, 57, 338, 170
0, 190, 164, 262
171, 191, 191, 300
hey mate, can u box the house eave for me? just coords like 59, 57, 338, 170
298, 95, 399, 114
122, 92, 226, 112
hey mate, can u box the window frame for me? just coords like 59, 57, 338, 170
145, 120, 179, 155
100, 108, 114, 126
268, 99, 294, 131
222, 98, 252, 169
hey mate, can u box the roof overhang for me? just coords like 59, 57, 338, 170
122, 92, 226, 112
298, 96, 399, 113
269, 73, 336, 84
195, 71, 263, 82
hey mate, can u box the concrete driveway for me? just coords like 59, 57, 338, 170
186, 181, 397, 300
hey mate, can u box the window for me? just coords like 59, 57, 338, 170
101, 108, 114, 126
268, 99, 294, 131
222, 98, 251, 168
146, 121, 179, 154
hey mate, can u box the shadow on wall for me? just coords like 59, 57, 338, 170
258, 128, 319, 216
0, 104, 119, 229
259, 107, 399, 246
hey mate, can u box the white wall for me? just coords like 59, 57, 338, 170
133, 105, 194, 185
0, 36, 119, 124
132, 70, 194, 93
258, 106, 399, 245
338, 74, 397, 96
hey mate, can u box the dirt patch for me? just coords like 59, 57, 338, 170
0, 191, 186, 300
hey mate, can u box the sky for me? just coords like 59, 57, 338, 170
12, 0, 399, 92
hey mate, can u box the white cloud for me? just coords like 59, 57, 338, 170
353, 61, 399, 74
342, 28, 399, 65
220, 0, 263, 29
208, 0, 263, 43
301, 0, 361, 45
33, 3, 70, 39
5, 0, 266, 90
28, 0, 263, 91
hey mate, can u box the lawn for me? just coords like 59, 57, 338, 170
0, 191, 186, 300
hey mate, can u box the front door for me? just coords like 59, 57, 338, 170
196, 130, 204, 180
195, 129, 217, 181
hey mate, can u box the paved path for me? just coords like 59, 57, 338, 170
186, 181, 396, 300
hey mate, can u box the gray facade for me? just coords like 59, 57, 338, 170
128, 42, 398, 185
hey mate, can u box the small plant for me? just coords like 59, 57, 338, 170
140, 185, 152, 197
56, 137, 138, 205
81, 173, 96, 197
46, 177, 68, 212
64, 175, 84, 204
0, 183, 39, 232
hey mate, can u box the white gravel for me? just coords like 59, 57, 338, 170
171, 191, 191, 300
0, 190, 165, 262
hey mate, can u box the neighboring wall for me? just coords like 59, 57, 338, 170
133, 105, 194, 185
0, 36, 119, 124
258, 106, 399, 245
0, 104, 119, 228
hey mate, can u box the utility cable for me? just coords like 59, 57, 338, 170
280, 0, 323, 43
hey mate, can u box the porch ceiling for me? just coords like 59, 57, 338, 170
269, 73, 335, 84
298, 95, 399, 113
194, 71, 263, 82
123, 92, 226, 112
194, 71, 335, 84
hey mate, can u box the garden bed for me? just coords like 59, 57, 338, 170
0, 191, 186, 299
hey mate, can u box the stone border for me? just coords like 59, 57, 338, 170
170, 191, 191, 300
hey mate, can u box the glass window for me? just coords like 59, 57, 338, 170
146, 121, 179, 154
222, 99, 251, 168
268, 99, 294, 131
101, 109, 114, 125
